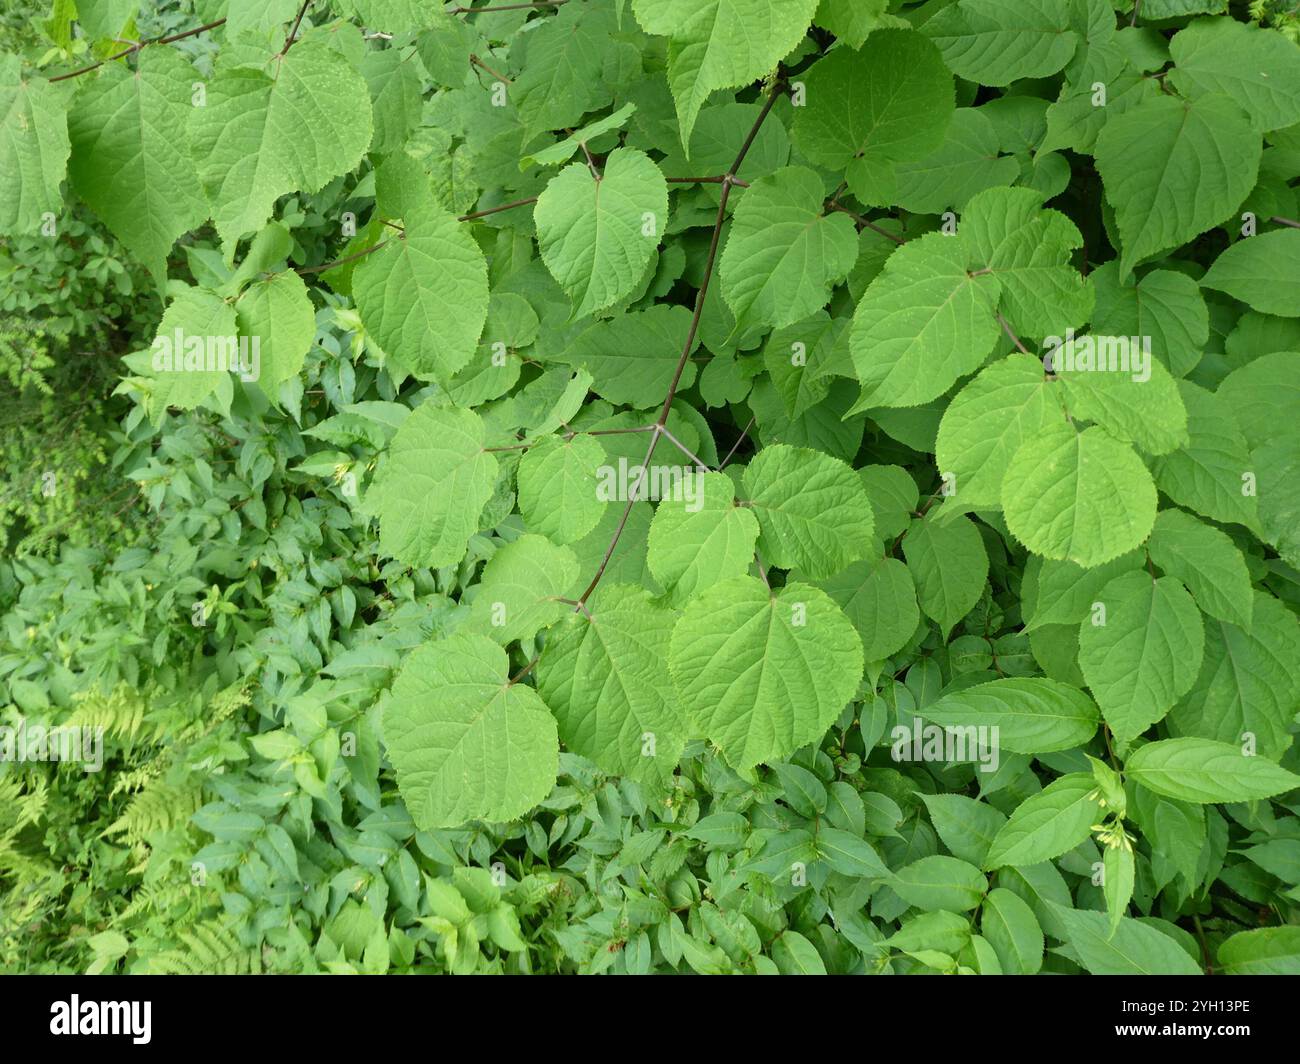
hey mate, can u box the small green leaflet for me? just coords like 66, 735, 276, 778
984, 773, 1100, 869
920, 678, 1100, 755
353, 199, 490, 383
668, 576, 863, 769
719, 166, 858, 334
849, 232, 1002, 410
534, 147, 668, 320
923, 0, 1078, 86
1217, 927, 1300, 975
1146, 508, 1252, 627
817, 557, 919, 664
981, 888, 1043, 974
1125, 738, 1300, 804
1201, 230, 1300, 318
1001, 421, 1157, 568
383, 633, 558, 829
1077, 571, 1204, 744
517, 434, 608, 545
233, 270, 316, 395
537, 584, 687, 780
1049, 905, 1202, 975
935, 354, 1060, 510
647, 471, 759, 606
468, 534, 579, 645
891, 855, 988, 913
901, 513, 988, 636
365, 404, 497, 568
1167, 591, 1300, 760
792, 31, 953, 208
1095, 92, 1260, 277
631, 0, 820, 150
741, 443, 874, 580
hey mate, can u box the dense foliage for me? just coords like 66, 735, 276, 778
2, 0, 1300, 975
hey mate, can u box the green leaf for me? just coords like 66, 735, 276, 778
812, 0, 889, 48
1167, 591, 1300, 760
1077, 570, 1205, 744
849, 232, 1001, 410
892, 855, 988, 913
982, 770, 1097, 868
510, 0, 617, 139
1217, 927, 1300, 975
534, 147, 668, 320
922, 0, 1078, 86
1146, 508, 1253, 627
631, 0, 820, 149
137, 285, 237, 413
522, 102, 637, 169
669, 576, 863, 769
981, 887, 1043, 974
792, 30, 953, 206
816, 556, 919, 663
902, 513, 989, 636
1055, 346, 1188, 456
741, 443, 875, 580
1201, 231, 1300, 318
353, 199, 490, 383
189, 38, 373, 251
922, 678, 1100, 756
383, 634, 557, 831
67, 47, 207, 285
365, 404, 497, 568
233, 270, 315, 394
1125, 738, 1300, 804
517, 434, 608, 545
1001, 421, 1157, 568
960, 186, 1093, 338
889, 107, 1019, 214
1103, 845, 1135, 936
468, 534, 579, 645
1024, 551, 1142, 631
1095, 93, 1260, 277
0, 57, 70, 235
647, 471, 759, 606
537, 583, 687, 780
719, 166, 858, 333
918, 793, 1007, 868
1151, 381, 1259, 531
1089, 262, 1209, 379
557, 304, 697, 407
1049, 905, 1202, 975
1217, 351, 1300, 452
1168, 17, 1300, 133
935, 354, 1061, 510
816, 827, 889, 878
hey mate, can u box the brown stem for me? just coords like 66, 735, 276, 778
827, 203, 906, 246
717, 416, 755, 471
580, 141, 602, 181
996, 311, 1033, 356
1270, 215, 1300, 230
295, 239, 389, 275
458, 196, 538, 221
451, 1, 567, 12
49, 18, 227, 81
279, 0, 314, 57
575, 81, 787, 608
470, 53, 512, 84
